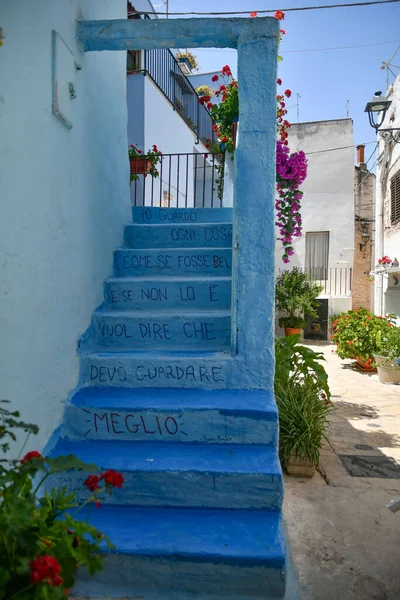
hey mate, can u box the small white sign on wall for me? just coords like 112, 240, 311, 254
52, 30, 78, 129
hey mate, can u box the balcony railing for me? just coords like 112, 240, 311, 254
131, 152, 225, 208
305, 268, 352, 297
128, 47, 217, 145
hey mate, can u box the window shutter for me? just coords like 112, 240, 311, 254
391, 171, 400, 225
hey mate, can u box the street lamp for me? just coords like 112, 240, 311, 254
364, 91, 400, 143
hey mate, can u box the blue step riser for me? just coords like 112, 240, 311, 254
80, 357, 230, 389
91, 315, 231, 351
104, 279, 231, 310
63, 405, 277, 445
74, 554, 285, 600
124, 224, 233, 249
132, 206, 233, 224
48, 471, 283, 510
114, 248, 232, 277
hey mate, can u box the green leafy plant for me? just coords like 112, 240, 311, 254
275, 377, 334, 469
332, 307, 398, 364
0, 401, 124, 599
375, 324, 400, 360
275, 334, 330, 399
129, 144, 162, 182
276, 268, 323, 330
278, 315, 307, 330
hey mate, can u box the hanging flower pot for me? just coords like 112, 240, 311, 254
311, 322, 321, 332
129, 156, 151, 176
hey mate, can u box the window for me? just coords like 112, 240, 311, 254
305, 232, 329, 280
127, 50, 142, 72
391, 170, 400, 225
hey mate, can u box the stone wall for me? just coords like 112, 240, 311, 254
352, 149, 375, 311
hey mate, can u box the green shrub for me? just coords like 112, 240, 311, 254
276, 268, 323, 329
275, 334, 330, 399
275, 377, 333, 469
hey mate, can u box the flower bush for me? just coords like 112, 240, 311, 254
201, 10, 307, 262
129, 144, 162, 182
0, 401, 124, 599
332, 308, 398, 364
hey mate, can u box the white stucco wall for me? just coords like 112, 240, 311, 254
275, 119, 355, 272
374, 74, 400, 319
0, 0, 129, 450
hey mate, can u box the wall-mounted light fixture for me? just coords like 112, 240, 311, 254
360, 231, 370, 251
364, 91, 400, 143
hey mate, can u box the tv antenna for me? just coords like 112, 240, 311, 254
381, 43, 400, 89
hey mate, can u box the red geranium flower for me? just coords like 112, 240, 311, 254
101, 469, 124, 488
84, 474, 100, 492
221, 65, 232, 77
212, 74, 219, 82
207, 102, 213, 110
152, 145, 158, 153
29, 555, 63, 586
274, 10, 285, 20
280, 29, 286, 35
277, 78, 282, 85
250, 11, 258, 18
21, 451, 42, 464
284, 89, 292, 98
220, 136, 229, 143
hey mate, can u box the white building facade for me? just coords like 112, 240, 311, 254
373, 74, 400, 320
275, 119, 355, 338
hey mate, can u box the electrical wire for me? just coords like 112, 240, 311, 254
194, 38, 400, 54
305, 141, 376, 156
132, 0, 400, 16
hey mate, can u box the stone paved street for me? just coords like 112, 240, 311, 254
284, 342, 400, 600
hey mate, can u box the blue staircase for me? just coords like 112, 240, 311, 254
47, 206, 286, 599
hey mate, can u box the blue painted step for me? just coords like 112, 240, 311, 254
104, 276, 231, 310
132, 206, 233, 224
63, 387, 278, 445
79, 351, 230, 389
48, 439, 283, 510
124, 223, 232, 249
90, 309, 231, 351
114, 247, 232, 277
72, 506, 285, 599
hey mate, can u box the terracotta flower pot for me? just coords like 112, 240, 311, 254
129, 156, 151, 176
286, 454, 315, 478
374, 355, 400, 384
284, 327, 302, 337
356, 356, 376, 372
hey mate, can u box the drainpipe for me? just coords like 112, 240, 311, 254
376, 142, 391, 315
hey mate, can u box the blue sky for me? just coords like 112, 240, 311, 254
168, 0, 400, 164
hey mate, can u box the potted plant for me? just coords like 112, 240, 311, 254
374, 325, 400, 384
377, 255, 392, 267
332, 307, 396, 371
129, 144, 162, 182
0, 401, 124, 598
176, 51, 199, 73
275, 377, 333, 477
311, 321, 321, 332
276, 268, 323, 337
